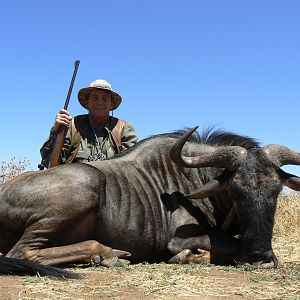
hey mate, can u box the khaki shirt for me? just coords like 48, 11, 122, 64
40, 115, 138, 168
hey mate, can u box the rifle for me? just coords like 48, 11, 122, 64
46, 60, 80, 169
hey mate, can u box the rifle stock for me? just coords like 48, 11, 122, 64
48, 125, 68, 168
48, 60, 80, 169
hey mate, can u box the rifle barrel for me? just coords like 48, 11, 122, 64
47, 60, 80, 169
64, 60, 80, 110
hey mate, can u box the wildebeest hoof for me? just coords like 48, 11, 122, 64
168, 249, 192, 264
112, 249, 131, 258
91, 255, 101, 266
101, 257, 130, 267
168, 249, 211, 264
118, 259, 130, 266
197, 248, 205, 255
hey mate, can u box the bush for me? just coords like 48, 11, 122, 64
0, 157, 30, 184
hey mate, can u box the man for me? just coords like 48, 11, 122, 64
40, 79, 138, 168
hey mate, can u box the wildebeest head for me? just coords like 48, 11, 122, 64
170, 127, 300, 269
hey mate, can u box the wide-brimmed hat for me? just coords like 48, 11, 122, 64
78, 79, 122, 110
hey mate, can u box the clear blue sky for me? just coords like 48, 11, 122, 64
1, 1, 299, 176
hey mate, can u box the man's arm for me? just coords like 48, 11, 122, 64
121, 122, 138, 150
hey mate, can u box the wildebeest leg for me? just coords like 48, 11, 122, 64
168, 233, 241, 265
7, 240, 131, 267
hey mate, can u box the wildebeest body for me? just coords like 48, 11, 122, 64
1, 148, 182, 262
1, 128, 300, 275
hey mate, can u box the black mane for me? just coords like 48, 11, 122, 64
174, 127, 260, 150
109, 127, 260, 160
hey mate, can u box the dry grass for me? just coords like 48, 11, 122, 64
273, 192, 300, 269
275, 192, 300, 239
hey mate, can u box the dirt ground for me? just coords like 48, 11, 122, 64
0, 253, 299, 300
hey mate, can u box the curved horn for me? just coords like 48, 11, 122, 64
170, 127, 247, 170
277, 169, 300, 191
184, 170, 233, 199
262, 144, 300, 168
262, 145, 300, 191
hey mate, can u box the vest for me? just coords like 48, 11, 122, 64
66, 115, 126, 163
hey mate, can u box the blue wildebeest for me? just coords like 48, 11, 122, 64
0, 127, 300, 277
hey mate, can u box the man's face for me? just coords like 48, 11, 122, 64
86, 89, 112, 116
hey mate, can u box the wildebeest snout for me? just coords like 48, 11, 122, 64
238, 249, 278, 269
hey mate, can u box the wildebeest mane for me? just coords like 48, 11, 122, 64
107, 127, 260, 160
173, 127, 260, 150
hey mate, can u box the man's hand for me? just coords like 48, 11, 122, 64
52, 109, 73, 132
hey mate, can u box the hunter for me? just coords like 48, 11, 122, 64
40, 79, 138, 168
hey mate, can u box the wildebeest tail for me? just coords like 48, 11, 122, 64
0, 256, 80, 279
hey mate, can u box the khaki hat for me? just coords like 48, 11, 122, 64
78, 79, 122, 110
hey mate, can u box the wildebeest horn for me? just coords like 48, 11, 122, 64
262, 144, 300, 167
184, 170, 233, 199
284, 175, 300, 191
262, 144, 300, 191
170, 127, 247, 170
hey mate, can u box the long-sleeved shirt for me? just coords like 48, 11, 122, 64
40, 115, 138, 168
